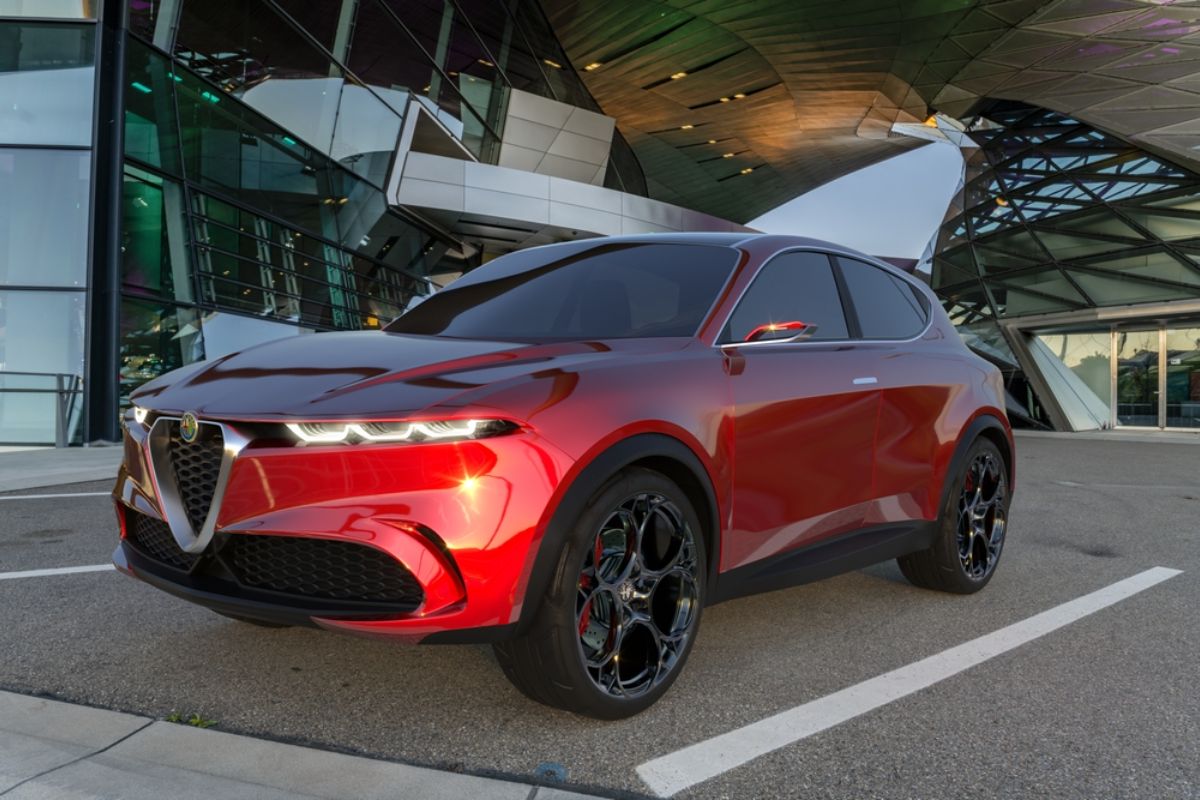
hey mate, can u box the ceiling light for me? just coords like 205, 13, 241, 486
924, 115, 938, 128
733, 92, 746, 99
707, 139, 717, 144
584, 62, 602, 71
740, 167, 753, 174
478, 58, 494, 67
722, 152, 734, 158
995, 197, 1009, 207
670, 71, 688, 80
543, 58, 562, 69
719, 96, 730, 103
680, 124, 694, 130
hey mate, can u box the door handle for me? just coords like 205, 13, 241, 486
852, 376, 878, 385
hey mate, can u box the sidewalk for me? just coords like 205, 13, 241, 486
0, 447, 123, 492
0, 691, 604, 800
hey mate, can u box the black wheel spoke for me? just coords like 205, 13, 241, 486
575, 491, 700, 699
956, 451, 1007, 580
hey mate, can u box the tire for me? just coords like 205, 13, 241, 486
899, 437, 1009, 594
494, 467, 707, 719
214, 611, 291, 628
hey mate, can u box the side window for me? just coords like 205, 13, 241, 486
722, 252, 849, 342
836, 257, 928, 339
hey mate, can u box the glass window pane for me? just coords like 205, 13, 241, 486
1034, 331, 1112, 412
0, 0, 96, 17
122, 167, 192, 302
390, 243, 738, 340
175, 0, 342, 154
837, 257, 926, 339
0, 21, 95, 146
0, 148, 90, 287
329, 80, 402, 187
1116, 330, 1158, 426
119, 297, 204, 407
124, 37, 181, 174
722, 252, 849, 342
1165, 327, 1200, 429
127, 0, 161, 42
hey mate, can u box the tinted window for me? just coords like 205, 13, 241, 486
837, 257, 927, 339
388, 242, 738, 341
721, 252, 849, 342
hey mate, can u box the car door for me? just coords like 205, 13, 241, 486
834, 256, 943, 524
720, 250, 882, 571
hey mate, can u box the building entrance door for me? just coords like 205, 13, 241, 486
1165, 327, 1200, 429
1114, 330, 1160, 427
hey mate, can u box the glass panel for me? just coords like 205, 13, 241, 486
0, 148, 90, 287
1034, 331, 1112, 413
328, 79, 403, 187
0, 290, 85, 373
1068, 270, 1195, 306
0, 0, 96, 18
175, 64, 343, 240
122, 167, 192, 301
127, 0, 162, 42
175, 0, 342, 154
722, 252, 849, 342
124, 37, 181, 174
119, 297, 204, 407
837, 257, 926, 339
0, 21, 95, 146
1165, 327, 1200, 429
1116, 330, 1159, 426
390, 243, 739, 340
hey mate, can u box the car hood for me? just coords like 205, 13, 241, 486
131, 331, 688, 420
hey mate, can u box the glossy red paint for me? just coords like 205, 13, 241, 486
113, 233, 1013, 642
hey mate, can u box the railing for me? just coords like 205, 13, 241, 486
0, 372, 84, 448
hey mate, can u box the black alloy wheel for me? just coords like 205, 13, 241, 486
575, 492, 701, 698
493, 467, 706, 718
898, 437, 1009, 594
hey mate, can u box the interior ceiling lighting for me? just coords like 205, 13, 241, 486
707, 139, 717, 144
925, 115, 939, 128
733, 92, 746, 99
719, 96, 730, 103
995, 197, 1009, 207
670, 71, 688, 80
477, 58, 494, 67
740, 167, 754, 174
722, 152, 734, 158
680, 124, 694, 130
584, 62, 602, 71
543, 58, 563, 69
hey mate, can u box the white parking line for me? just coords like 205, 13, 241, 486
0, 565, 114, 581
0, 492, 111, 501
637, 566, 1183, 797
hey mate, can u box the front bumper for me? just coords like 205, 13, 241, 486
114, 416, 574, 642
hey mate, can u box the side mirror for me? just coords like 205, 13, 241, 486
743, 320, 818, 343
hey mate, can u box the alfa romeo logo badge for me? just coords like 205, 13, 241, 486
179, 412, 200, 443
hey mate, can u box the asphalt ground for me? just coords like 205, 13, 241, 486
0, 434, 1196, 799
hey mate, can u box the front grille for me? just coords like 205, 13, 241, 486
225, 535, 424, 608
126, 510, 199, 572
167, 421, 223, 532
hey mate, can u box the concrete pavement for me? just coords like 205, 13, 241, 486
0, 447, 122, 493
0, 691, 603, 800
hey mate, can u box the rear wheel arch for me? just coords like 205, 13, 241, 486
943, 414, 1013, 510
515, 433, 721, 634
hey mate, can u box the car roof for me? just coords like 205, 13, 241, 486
532, 232, 885, 265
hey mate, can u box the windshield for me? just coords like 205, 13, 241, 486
387, 242, 739, 341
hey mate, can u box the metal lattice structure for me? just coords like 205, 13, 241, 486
933, 101, 1200, 328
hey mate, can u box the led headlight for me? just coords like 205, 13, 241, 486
132, 406, 150, 426
285, 418, 514, 445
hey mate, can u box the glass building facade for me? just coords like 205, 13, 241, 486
0, 0, 647, 444
932, 102, 1200, 431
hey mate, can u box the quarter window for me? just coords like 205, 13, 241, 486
721, 252, 849, 342
836, 257, 927, 339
